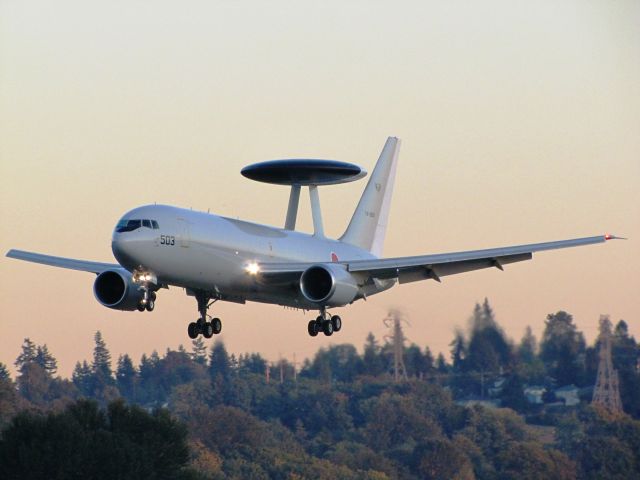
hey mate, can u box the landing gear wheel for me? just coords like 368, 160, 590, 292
188, 291, 223, 339
137, 302, 145, 312
331, 315, 342, 332
202, 322, 214, 339
308, 320, 319, 337
211, 317, 222, 334
145, 299, 155, 312
322, 320, 334, 336
187, 322, 198, 339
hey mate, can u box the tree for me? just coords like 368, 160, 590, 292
92, 331, 112, 382
435, 353, 448, 373
450, 330, 466, 371
0, 399, 193, 479
501, 374, 528, 412
138, 353, 161, 404
405, 344, 429, 378
611, 319, 640, 416
191, 337, 208, 365
72, 361, 93, 397
575, 436, 636, 480
14, 338, 37, 375
15, 362, 50, 404
411, 437, 474, 480
540, 311, 586, 386
115, 354, 137, 401
496, 442, 576, 480
35, 345, 58, 377
518, 326, 537, 364
305, 345, 362, 383
238, 353, 267, 375
13, 340, 54, 404
362, 333, 385, 376
209, 341, 231, 382
465, 299, 512, 373
0, 368, 21, 431
0, 363, 10, 382
363, 393, 441, 451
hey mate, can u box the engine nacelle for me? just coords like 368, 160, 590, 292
299, 264, 359, 307
93, 269, 144, 311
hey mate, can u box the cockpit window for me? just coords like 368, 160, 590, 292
116, 219, 159, 233
116, 219, 142, 232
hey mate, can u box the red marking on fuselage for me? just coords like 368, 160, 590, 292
331, 252, 339, 262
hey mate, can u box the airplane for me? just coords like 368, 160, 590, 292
6, 137, 620, 339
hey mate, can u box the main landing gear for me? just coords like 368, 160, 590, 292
307, 308, 342, 337
187, 291, 222, 339
136, 290, 156, 312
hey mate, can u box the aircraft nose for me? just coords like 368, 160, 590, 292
112, 235, 137, 269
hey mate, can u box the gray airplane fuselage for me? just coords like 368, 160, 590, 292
112, 204, 385, 309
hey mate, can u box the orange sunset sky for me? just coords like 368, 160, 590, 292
1, 0, 639, 376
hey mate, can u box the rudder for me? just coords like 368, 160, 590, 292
340, 137, 400, 256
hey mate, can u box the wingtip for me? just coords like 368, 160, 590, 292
604, 234, 627, 241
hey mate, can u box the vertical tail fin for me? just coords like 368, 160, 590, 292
340, 137, 400, 256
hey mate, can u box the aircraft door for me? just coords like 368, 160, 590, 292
177, 218, 190, 248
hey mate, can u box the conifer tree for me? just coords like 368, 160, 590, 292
191, 337, 208, 365
14, 338, 37, 374
0, 362, 10, 382
436, 353, 448, 373
72, 360, 93, 396
518, 326, 537, 364
150, 350, 160, 365
363, 332, 385, 376
209, 341, 231, 381
450, 330, 466, 371
92, 331, 112, 381
466, 299, 511, 372
540, 311, 586, 386
35, 344, 58, 377
116, 354, 137, 400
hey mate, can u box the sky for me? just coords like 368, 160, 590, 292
1, 0, 639, 377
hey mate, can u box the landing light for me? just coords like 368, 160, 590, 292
246, 262, 260, 275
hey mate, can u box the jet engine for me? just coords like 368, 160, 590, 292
93, 269, 144, 310
300, 264, 359, 307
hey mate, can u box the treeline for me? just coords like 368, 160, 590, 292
1, 300, 639, 479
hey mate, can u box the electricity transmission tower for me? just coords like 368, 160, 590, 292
592, 315, 623, 414
384, 311, 408, 381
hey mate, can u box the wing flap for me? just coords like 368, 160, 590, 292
396, 252, 532, 284
6, 249, 121, 274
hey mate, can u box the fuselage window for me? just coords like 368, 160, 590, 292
142, 220, 152, 229
151, 220, 159, 229
116, 219, 142, 233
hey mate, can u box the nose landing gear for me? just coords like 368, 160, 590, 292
187, 291, 223, 339
307, 308, 342, 337
136, 289, 156, 312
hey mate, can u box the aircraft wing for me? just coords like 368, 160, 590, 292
6, 249, 121, 274
258, 234, 618, 284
